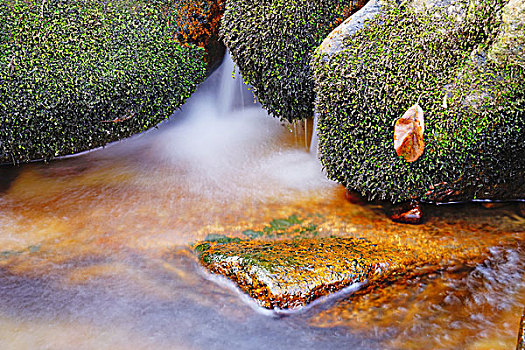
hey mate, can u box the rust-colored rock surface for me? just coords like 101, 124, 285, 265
390, 201, 423, 224
175, 0, 226, 71
196, 236, 487, 309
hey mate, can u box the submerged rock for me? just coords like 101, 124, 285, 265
390, 202, 423, 224
196, 236, 486, 309
313, 0, 525, 203
221, 0, 365, 122
519, 203, 525, 217
0, 0, 217, 163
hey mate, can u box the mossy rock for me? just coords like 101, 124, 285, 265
489, 0, 524, 66
0, 0, 209, 163
196, 235, 490, 309
197, 237, 412, 309
313, 0, 525, 203
221, 0, 363, 122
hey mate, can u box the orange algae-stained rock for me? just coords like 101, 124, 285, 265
518, 308, 525, 350
196, 237, 475, 309
174, 0, 226, 71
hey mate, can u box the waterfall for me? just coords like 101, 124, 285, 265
309, 112, 319, 155
286, 117, 319, 154
217, 51, 238, 114
304, 118, 308, 150
236, 64, 245, 113
216, 51, 319, 156
151, 51, 333, 199
215, 51, 251, 115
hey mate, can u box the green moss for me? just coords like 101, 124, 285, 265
193, 214, 323, 258
313, 0, 524, 203
0, 0, 206, 163
221, 0, 360, 122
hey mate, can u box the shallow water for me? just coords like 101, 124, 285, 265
0, 55, 523, 349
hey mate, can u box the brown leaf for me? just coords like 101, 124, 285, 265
394, 103, 425, 162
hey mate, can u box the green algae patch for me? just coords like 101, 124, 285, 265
313, 0, 525, 203
1, 244, 41, 260
0, 0, 207, 163
197, 237, 452, 309
221, 0, 364, 122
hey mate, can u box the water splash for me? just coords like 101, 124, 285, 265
150, 53, 333, 201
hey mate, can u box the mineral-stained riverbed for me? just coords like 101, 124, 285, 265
0, 57, 523, 349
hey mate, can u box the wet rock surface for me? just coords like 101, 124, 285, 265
310, 247, 525, 349
318, 0, 383, 56
197, 237, 406, 309
390, 201, 423, 224
196, 234, 490, 309
345, 189, 366, 204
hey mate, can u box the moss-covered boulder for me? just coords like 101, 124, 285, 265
313, 0, 525, 203
221, 0, 364, 122
0, 0, 217, 163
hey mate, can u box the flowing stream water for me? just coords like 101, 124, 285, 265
0, 54, 523, 350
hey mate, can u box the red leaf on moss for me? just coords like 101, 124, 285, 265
394, 103, 425, 162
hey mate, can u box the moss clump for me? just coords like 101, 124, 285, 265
313, 0, 525, 203
0, 0, 206, 163
221, 0, 362, 122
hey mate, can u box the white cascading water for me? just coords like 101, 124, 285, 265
151, 52, 334, 201
310, 112, 319, 155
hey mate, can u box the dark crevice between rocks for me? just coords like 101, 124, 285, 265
0, 165, 21, 193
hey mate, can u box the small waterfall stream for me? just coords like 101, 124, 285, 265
216, 51, 319, 154
310, 112, 319, 155
217, 52, 248, 114
150, 53, 332, 200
